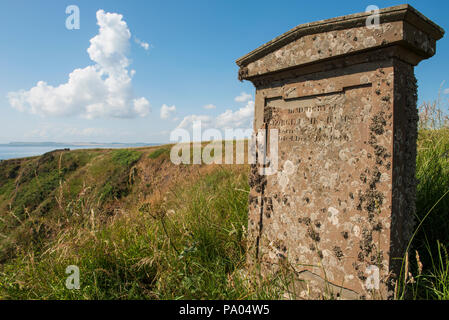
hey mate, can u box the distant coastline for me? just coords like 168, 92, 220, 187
0, 142, 161, 160
0, 142, 159, 147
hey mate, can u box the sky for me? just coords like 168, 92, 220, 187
0, 0, 448, 144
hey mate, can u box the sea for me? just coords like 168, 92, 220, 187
0, 143, 159, 161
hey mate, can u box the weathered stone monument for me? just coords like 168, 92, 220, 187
237, 5, 444, 299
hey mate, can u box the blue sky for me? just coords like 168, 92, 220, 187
0, 0, 448, 144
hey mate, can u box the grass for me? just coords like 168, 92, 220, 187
111, 149, 142, 167
0, 162, 289, 299
148, 147, 170, 160
395, 128, 449, 300
396, 95, 449, 300
415, 129, 449, 251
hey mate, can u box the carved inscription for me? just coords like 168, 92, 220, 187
266, 92, 357, 144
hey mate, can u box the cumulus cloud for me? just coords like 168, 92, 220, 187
177, 115, 213, 130
176, 99, 254, 132
235, 92, 252, 103
215, 100, 254, 129
160, 104, 177, 120
7, 10, 150, 119
203, 104, 216, 110
134, 37, 150, 50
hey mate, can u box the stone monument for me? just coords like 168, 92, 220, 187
236, 5, 444, 299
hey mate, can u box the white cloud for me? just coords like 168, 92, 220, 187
160, 104, 177, 119
176, 100, 254, 132
444, 88, 449, 95
8, 10, 150, 119
203, 104, 216, 110
215, 100, 254, 129
177, 115, 213, 130
235, 92, 252, 103
134, 37, 150, 51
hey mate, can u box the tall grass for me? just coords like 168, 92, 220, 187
0, 165, 290, 299
397, 93, 449, 300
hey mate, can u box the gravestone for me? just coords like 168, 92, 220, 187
237, 5, 444, 299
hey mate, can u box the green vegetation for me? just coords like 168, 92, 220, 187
415, 130, 449, 256
393, 98, 449, 300
0, 148, 140, 265
0, 151, 289, 299
148, 147, 170, 160
396, 128, 449, 300
111, 149, 142, 167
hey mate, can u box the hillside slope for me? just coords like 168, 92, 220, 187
0, 145, 285, 299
